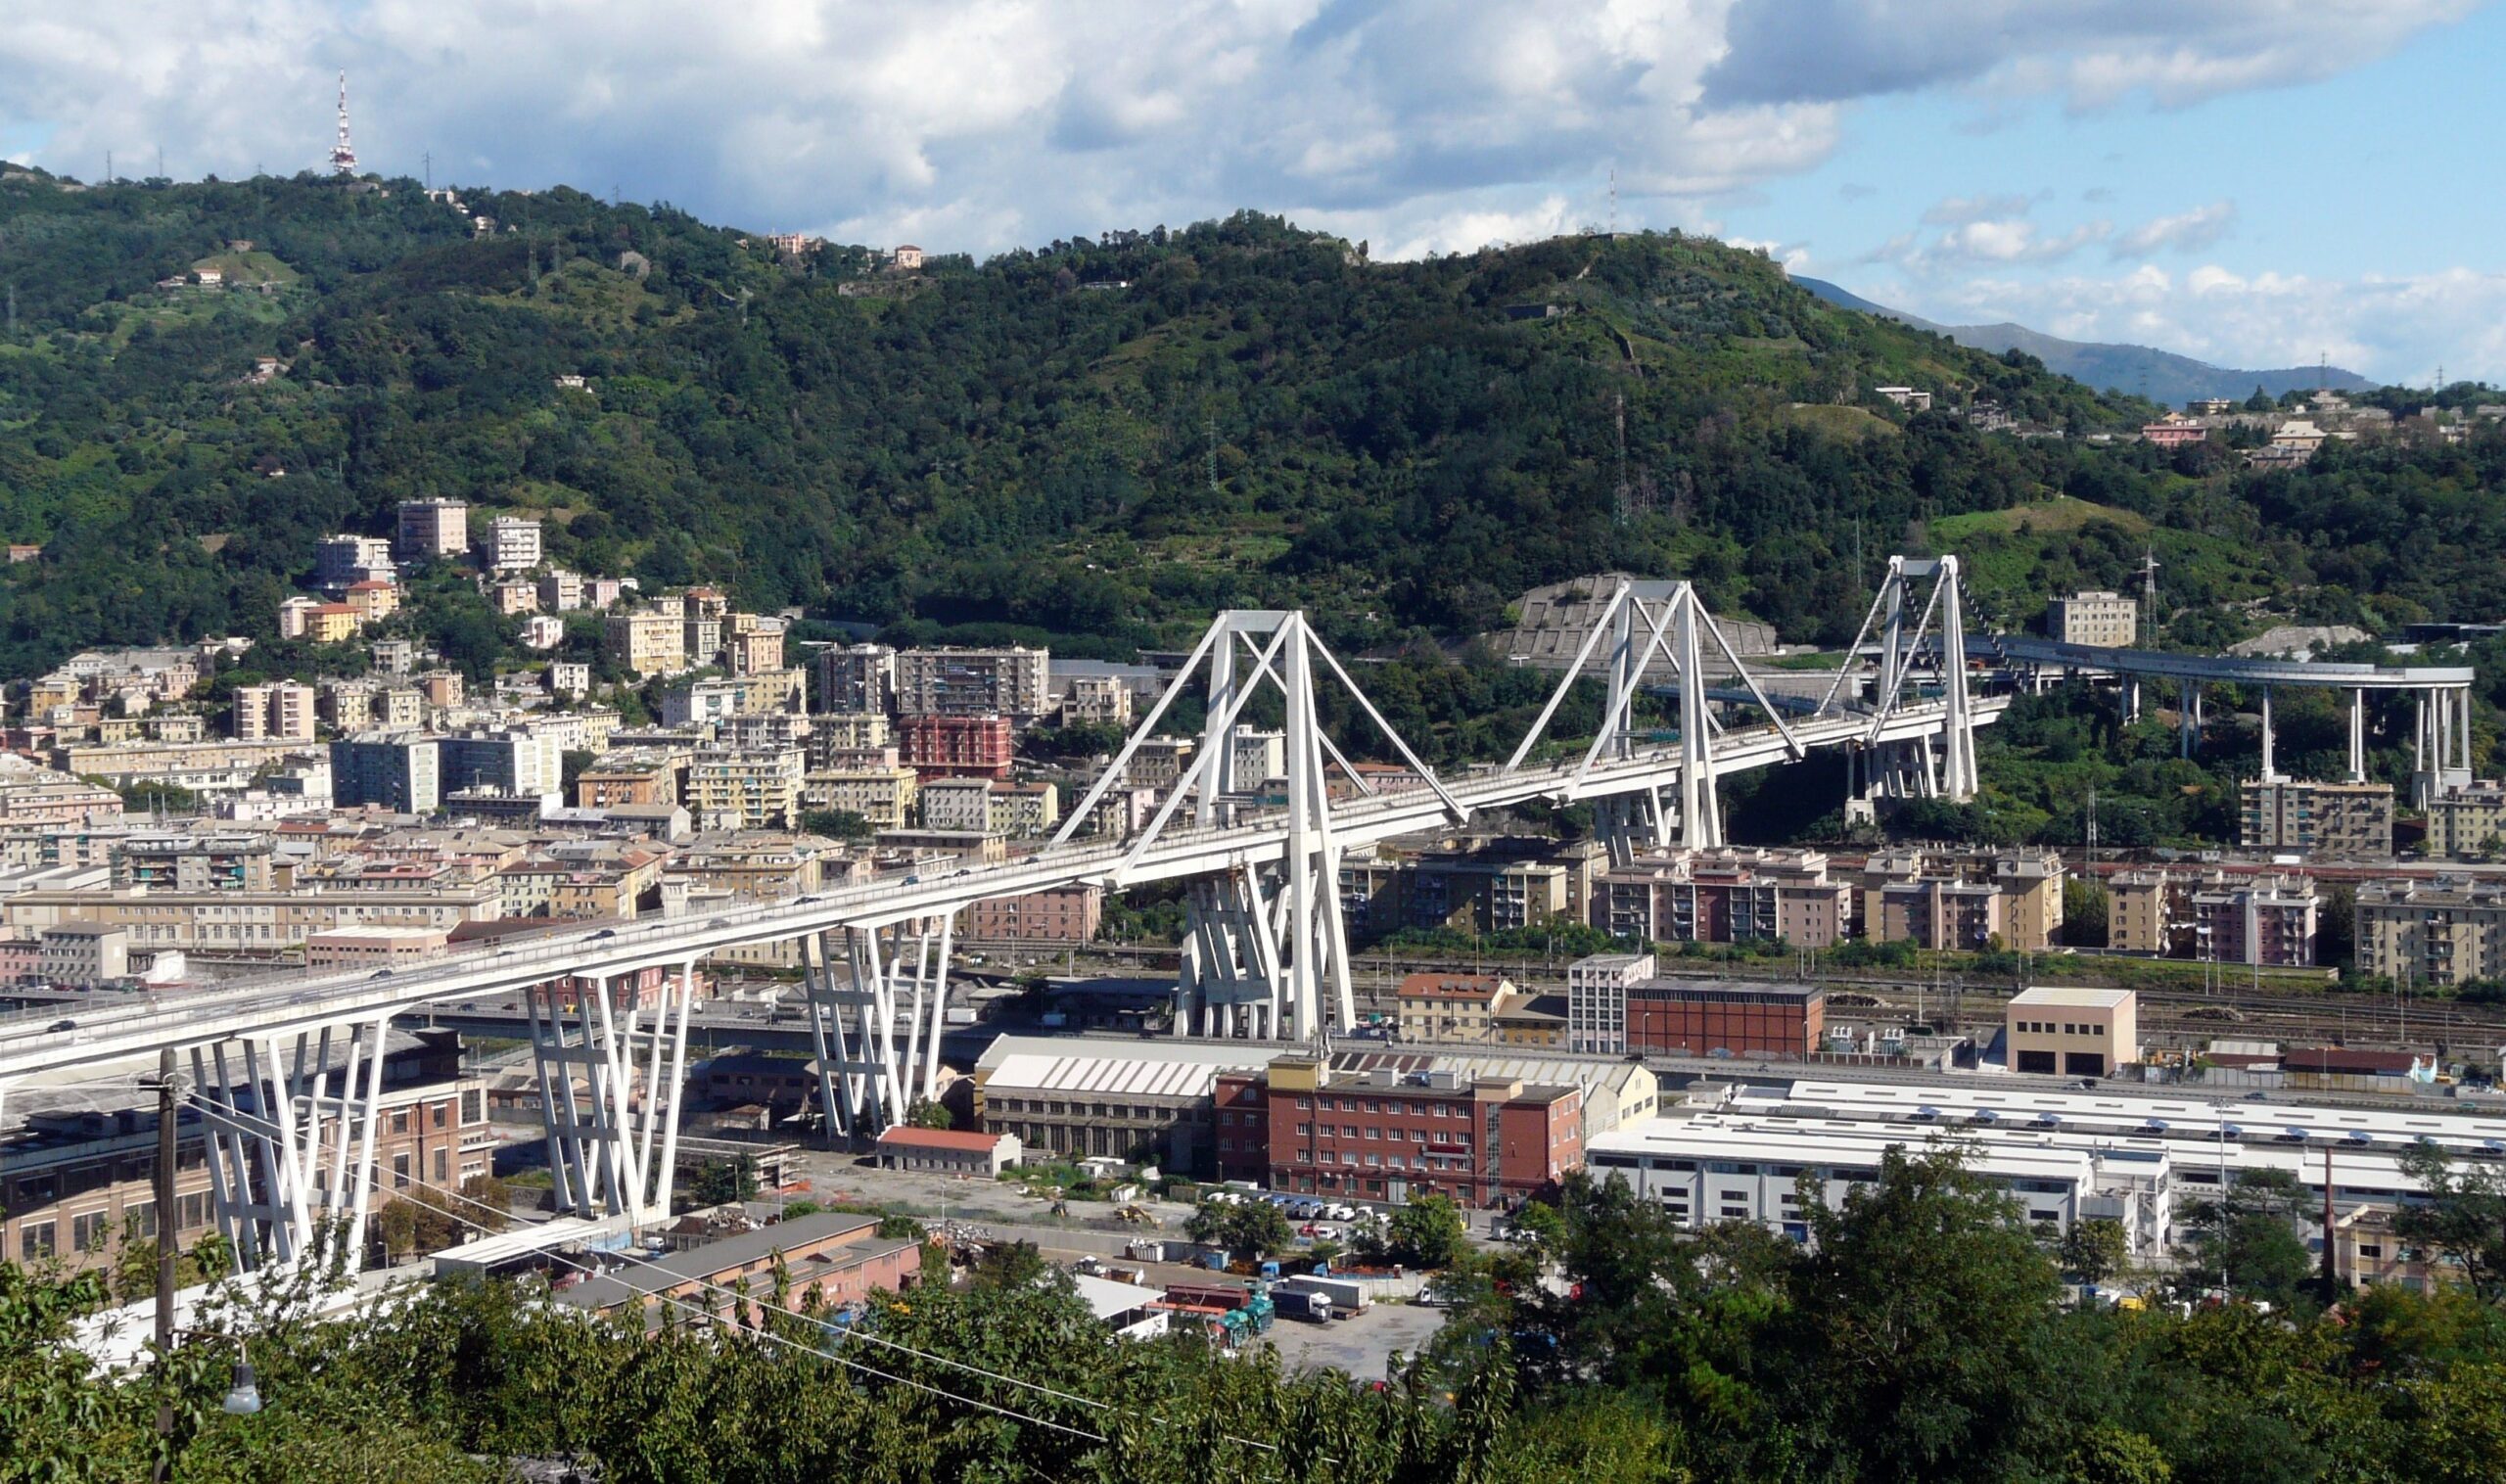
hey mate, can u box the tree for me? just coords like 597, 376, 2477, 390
688, 1154, 761, 1209
2058, 1217, 2132, 1289
2178, 1168, 2316, 1310
1184, 1198, 1292, 1261
2395, 1143, 2506, 1301
905, 1097, 953, 1131
799, 809, 873, 841
1777, 1145, 2063, 1479
1377, 1194, 1469, 1270
1506, 1198, 1566, 1260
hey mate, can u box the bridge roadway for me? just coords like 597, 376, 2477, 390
1989, 634, 2474, 689
0, 698, 2003, 1084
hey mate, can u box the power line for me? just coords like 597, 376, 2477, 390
207, 1129, 1325, 1460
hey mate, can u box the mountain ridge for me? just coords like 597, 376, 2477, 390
1795, 275, 2372, 405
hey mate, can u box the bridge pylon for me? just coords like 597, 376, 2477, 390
1824, 554, 1979, 813
1501, 579, 1803, 859
1058, 610, 1468, 1041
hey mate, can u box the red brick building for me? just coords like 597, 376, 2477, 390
1621, 980, 1824, 1059
1240, 1055, 1581, 1209
960, 884, 1103, 943
900, 715, 1013, 780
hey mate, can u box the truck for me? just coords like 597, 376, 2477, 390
1164, 1281, 1252, 1312
1276, 1274, 1369, 1316
1275, 1288, 1333, 1322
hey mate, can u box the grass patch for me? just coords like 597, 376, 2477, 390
1931, 495, 2150, 541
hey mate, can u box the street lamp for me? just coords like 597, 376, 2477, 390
164, 1326, 262, 1416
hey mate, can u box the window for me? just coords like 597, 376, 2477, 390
393, 1153, 411, 1189
21, 1222, 55, 1260
71, 1211, 108, 1252
432, 1103, 448, 1130
1365, 1127, 1382, 1141
434, 1148, 449, 1183
128, 1201, 158, 1239
1342, 1126, 1359, 1139
179, 1193, 209, 1230
1295, 1122, 1312, 1136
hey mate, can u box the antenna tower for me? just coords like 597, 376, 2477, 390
1612, 392, 1629, 525
329, 72, 358, 177
1608, 165, 1618, 235
2139, 549, 2160, 645
1205, 412, 1220, 497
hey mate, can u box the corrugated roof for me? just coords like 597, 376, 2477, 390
983, 1051, 1244, 1100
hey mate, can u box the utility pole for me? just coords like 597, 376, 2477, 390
152, 1046, 179, 1480
423, 151, 432, 192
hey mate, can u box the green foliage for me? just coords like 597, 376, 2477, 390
1369, 1194, 1469, 1271
905, 1097, 954, 1131
1183, 1197, 1293, 1261
2396, 1144, 2506, 1302
798, 809, 874, 841
686, 1154, 760, 1209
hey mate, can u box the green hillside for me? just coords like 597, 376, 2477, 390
0, 169, 2499, 685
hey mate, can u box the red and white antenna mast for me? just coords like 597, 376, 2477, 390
330, 71, 358, 176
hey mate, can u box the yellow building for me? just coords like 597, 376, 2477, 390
802, 765, 919, 830
2006, 986, 2138, 1077
603, 610, 688, 678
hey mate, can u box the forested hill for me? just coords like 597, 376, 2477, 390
0, 169, 2498, 679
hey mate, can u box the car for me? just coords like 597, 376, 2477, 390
707, 918, 731, 929
902, 875, 921, 886
46, 1018, 74, 1033
1323, 1203, 1356, 1221
368, 969, 394, 980
589, 928, 618, 940
796, 896, 821, 904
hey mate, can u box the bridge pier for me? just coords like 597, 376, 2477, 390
2259, 685, 2278, 781
525, 960, 696, 1227
186, 1017, 392, 1274
2349, 688, 2366, 782
2178, 679, 2202, 758
804, 921, 957, 1140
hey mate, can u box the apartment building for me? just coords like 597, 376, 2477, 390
686, 746, 806, 832
1393, 973, 1513, 1043
536, 570, 585, 612
484, 516, 541, 572
2046, 590, 2139, 647
230, 681, 318, 744
2191, 871, 2321, 967
314, 533, 396, 589
604, 610, 688, 678
2107, 869, 2176, 953
894, 646, 1050, 721
331, 732, 441, 813
111, 833, 278, 894
395, 499, 469, 560
900, 715, 1013, 779
2239, 778, 2394, 857
960, 885, 1103, 943
724, 626, 784, 676
4, 879, 505, 951
802, 765, 920, 829
812, 644, 895, 716
2426, 781, 2506, 858
1591, 846, 1850, 948
1057, 674, 1135, 727
574, 748, 688, 809
1860, 846, 2065, 951
2355, 878, 2506, 988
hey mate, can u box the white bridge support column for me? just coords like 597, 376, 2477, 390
2179, 679, 2202, 758
805, 918, 957, 1140
525, 960, 697, 1227
2259, 685, 2278, 781
1825, 555, 1974, 808
187, 1017, 391, 1273
1059, 609, 1467, 1043
2349, 687, 2366, 783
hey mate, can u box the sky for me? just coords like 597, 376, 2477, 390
2, 0, 2498, 384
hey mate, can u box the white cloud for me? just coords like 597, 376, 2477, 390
1922, 191, 2036, 225
2112, 201, 2237, 257
1908, 263, 2506, 383
1706, 0, 2478, 110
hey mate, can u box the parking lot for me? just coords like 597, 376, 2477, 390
1258, 1301, 1450, 1380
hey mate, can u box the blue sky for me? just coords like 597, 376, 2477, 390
1, 0, 2497, 382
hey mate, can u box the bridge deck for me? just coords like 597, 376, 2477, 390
0, 698, 2004, 1080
